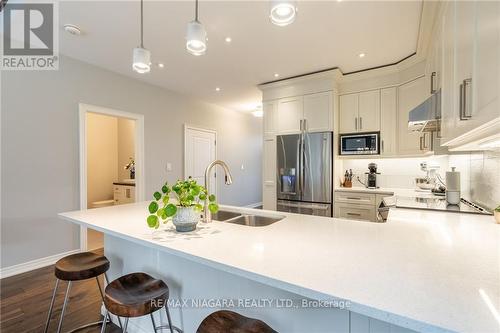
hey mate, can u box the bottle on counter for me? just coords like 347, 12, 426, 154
445, 167, 460, 205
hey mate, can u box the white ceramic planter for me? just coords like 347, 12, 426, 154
494, 211, 500, 224
172, 206, 200, 232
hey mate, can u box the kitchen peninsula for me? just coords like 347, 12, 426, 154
58, 203, 499, 333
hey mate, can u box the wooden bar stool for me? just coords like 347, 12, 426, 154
101, 272, 180, 333
197, 310, 277, 333
44, 251, 113, 333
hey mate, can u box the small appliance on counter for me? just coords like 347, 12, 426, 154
415, 162, 441, 192
445, 167, 461, 205
365, 163, 380, 189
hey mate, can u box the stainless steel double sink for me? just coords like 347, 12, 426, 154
212, 210, 284, 227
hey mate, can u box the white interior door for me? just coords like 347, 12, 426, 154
184, 126, 217, 195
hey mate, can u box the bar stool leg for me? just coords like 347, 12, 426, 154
56, 281, 72, 333
150, 313, 158, 333
100, 309, 108, 333
43, 279, 60, 333
122, 318, 129, 333
104, 273, 123, 330
164, 306, 174, 333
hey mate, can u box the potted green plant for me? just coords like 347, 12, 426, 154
146, 177, 218, 232
495, 205, 500, 224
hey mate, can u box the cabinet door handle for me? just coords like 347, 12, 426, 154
354, 117, 358, 131
359, 117, 363, 130
303, 119, 307, 132
381, 140, 385, 153
430, 71, 436, 94
346, 197, 362, 200
419, 136, 424, 150
459, 79, 472, 120
347, 212, 362, 216
463, 78, 472, 119
299, 119, 303, 131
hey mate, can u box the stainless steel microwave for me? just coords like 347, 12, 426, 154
339, 132, 380, 155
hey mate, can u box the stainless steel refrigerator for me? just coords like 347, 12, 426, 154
277, 132, 332, 217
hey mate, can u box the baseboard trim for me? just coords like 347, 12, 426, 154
0, 249, 80, 279
245, 202, 263, 208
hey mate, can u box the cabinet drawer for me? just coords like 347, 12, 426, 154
334, 192, 376, 205
334, 203, 376, 222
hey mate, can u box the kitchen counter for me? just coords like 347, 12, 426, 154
59, 203, 500, 333
335, 186, 417, 196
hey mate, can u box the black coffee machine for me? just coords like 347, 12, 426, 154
365, 163, 380, 189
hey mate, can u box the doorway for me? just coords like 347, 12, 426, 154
79, 104, 145, 251
184, 125, 217, 195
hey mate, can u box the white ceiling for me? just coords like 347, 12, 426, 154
56, 0, 422, 112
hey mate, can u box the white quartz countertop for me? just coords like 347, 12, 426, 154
59, 203, 500, 333
334, 186, 421, 196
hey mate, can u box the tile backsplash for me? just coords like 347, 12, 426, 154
469, 150, 500, 211
340, 150, 500, 211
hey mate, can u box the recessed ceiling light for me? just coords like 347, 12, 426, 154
358, 53, 366, 58
63, 24, 82, 36
215, 87, 221, 92
270, 0, 297, 27
157, 63, 165, 68
225, 37, 232, 43
274, 73, 280, 78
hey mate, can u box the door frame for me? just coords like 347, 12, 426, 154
183, 124, 218, 196
78, 103, 145, 251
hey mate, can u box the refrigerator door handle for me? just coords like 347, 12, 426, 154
299, 133, 305, 197
277, 201, 331, 210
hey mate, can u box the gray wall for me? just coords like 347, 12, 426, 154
1, 55, 262, 268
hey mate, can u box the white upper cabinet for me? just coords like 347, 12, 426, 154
397, 76, 432, 155
475, 1, 499, 122
274, 92, 333, 135
358, 90, 381, 132
263, 101, 277, 136
380, 87, 397, 156
339, 93, 358, 133
277, 96, 303, 134
339, 90, 380, 133
439, 0, 500, 148
303, 91, 333, 132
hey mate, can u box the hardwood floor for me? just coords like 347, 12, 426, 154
0, 249, 120, 332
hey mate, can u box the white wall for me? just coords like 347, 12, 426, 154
1, 55, 262, 268
87, 112, 119, 207
117, 118, 135, 181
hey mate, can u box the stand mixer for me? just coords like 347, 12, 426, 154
415, 162, 445, 193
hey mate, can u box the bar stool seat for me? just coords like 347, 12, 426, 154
55, 251, 110, 281
104, 272, 169, 318
101, 272, 178, 333
45, 251, 113, 333
197, 310, 277, 333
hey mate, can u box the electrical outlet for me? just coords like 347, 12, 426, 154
166, 162, 172, 172
241, 164, 245, 170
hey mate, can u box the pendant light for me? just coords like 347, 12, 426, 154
186, 0, 207, 56
270, 0, 297, 26
132, 0, 151, 73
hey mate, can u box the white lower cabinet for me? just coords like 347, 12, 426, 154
335, 203, 376, 222
334, 191, 392, 222
113, 184, 135, 205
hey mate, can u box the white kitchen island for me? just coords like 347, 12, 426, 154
59, 203, 500, 333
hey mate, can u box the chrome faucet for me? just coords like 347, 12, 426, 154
203, 160, 233, 223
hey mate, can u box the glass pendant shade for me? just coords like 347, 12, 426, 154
186, 20, 207, 56
270, 0, 297, 26
132, 47, 151, 74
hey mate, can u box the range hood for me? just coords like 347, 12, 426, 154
408, 89, 441, 132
